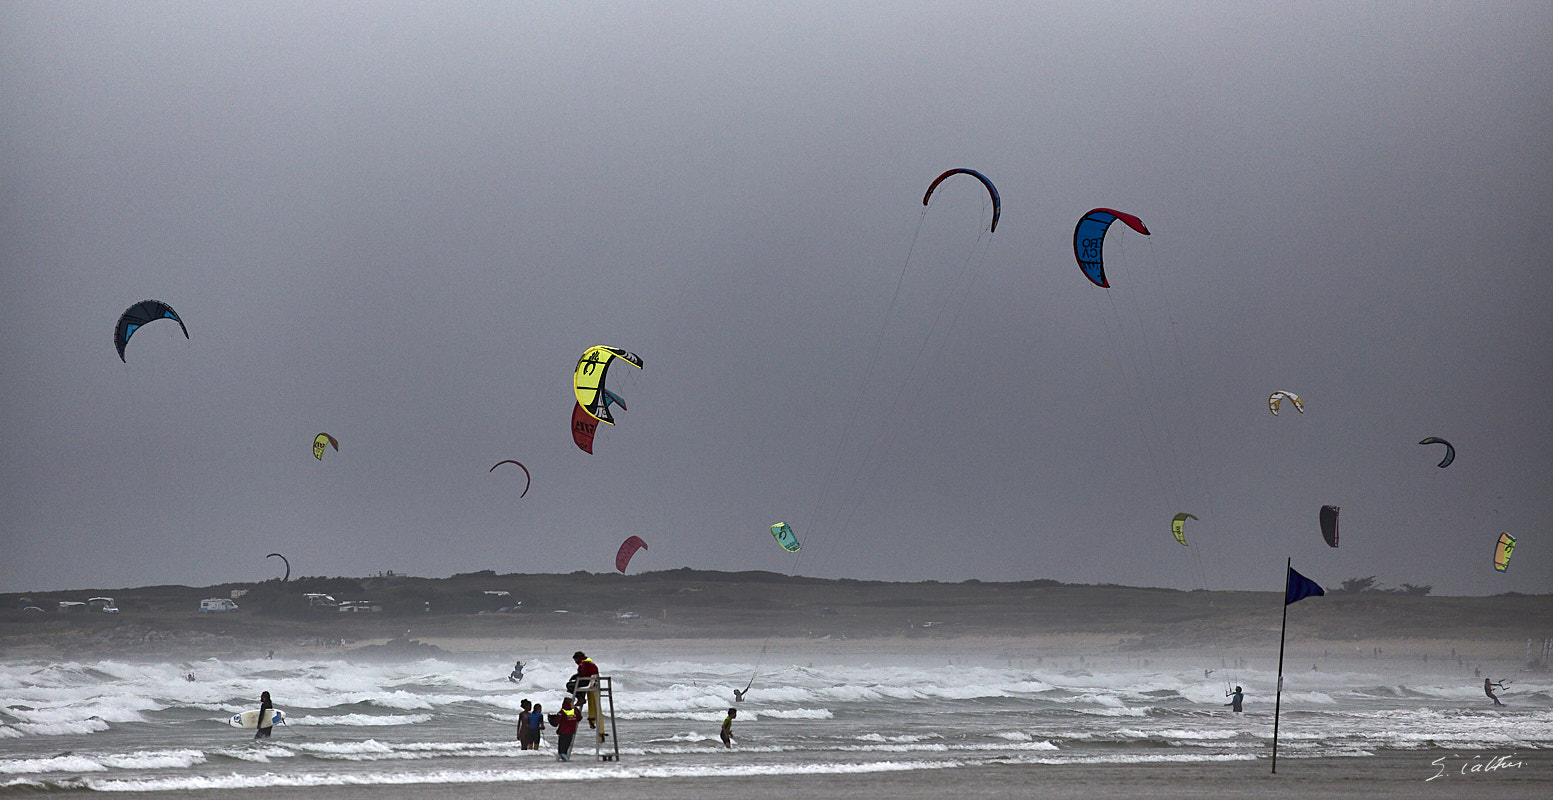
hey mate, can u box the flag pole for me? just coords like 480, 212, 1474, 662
1272, 557, 1290, 774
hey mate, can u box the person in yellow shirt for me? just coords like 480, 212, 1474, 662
720, 707, 736, 748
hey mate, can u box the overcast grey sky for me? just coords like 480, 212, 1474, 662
3, 2, 1549, 595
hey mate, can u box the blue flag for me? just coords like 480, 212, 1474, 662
1285, 566, 1325, 606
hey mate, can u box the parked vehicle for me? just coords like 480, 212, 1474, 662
199, 598, 238, 613
87, 597, 119, 614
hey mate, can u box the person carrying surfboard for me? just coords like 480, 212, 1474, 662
255, 691, 274, 739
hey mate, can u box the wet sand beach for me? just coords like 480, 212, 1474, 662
146, 751, 1551, 800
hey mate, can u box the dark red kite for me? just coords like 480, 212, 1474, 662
571, 403, 598, 454
615, 535, 648, 573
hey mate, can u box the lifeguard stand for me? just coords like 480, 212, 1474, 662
572, 674, 619, 761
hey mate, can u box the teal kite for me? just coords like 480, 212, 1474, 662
770, 522, 800, 553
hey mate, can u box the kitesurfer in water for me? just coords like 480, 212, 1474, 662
733, 688, 746, 703
1485, 678, 1507, 706
510, 660, 525, 683
255, 691, 274, 739
720, 707, 737, 748
1225, 686, 1244, 713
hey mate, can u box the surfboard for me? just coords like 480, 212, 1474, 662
229, 708, 285, 729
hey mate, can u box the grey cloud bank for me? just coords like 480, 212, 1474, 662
2, 2, 1549, 595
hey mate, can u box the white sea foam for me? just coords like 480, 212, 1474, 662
289, 713, 434, 726
753, 707, 832, 720
0, 749, 205, 775
1115, 727, 1239, 741
1077, 706, 1148, 717
71, 759, 963, 791
2, 689, 161, 736
0, 753, 110, 774
212, 745, 296, 763
293, 739, 394, 756
857, 733, 941, 743
1, 653, 1549, 792
101, 749, 207, 770
840, 743, 952, 753
11, 718, 112, 736
1012, 752, 1259, 766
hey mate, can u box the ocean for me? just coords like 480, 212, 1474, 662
1, 647, 1548, 795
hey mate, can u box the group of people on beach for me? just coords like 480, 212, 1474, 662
510, 650, 736, 756
514, 650, 605, 761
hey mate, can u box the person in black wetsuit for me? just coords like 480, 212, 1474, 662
255, 691, 274, 739
1225, 686, 1244, 713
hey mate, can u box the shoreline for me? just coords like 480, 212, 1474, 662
78, 750, 1552, 800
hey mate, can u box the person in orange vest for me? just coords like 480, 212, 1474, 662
549, 696, 581, 761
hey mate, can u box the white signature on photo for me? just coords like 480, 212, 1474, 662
1426, 753, 1525, 781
